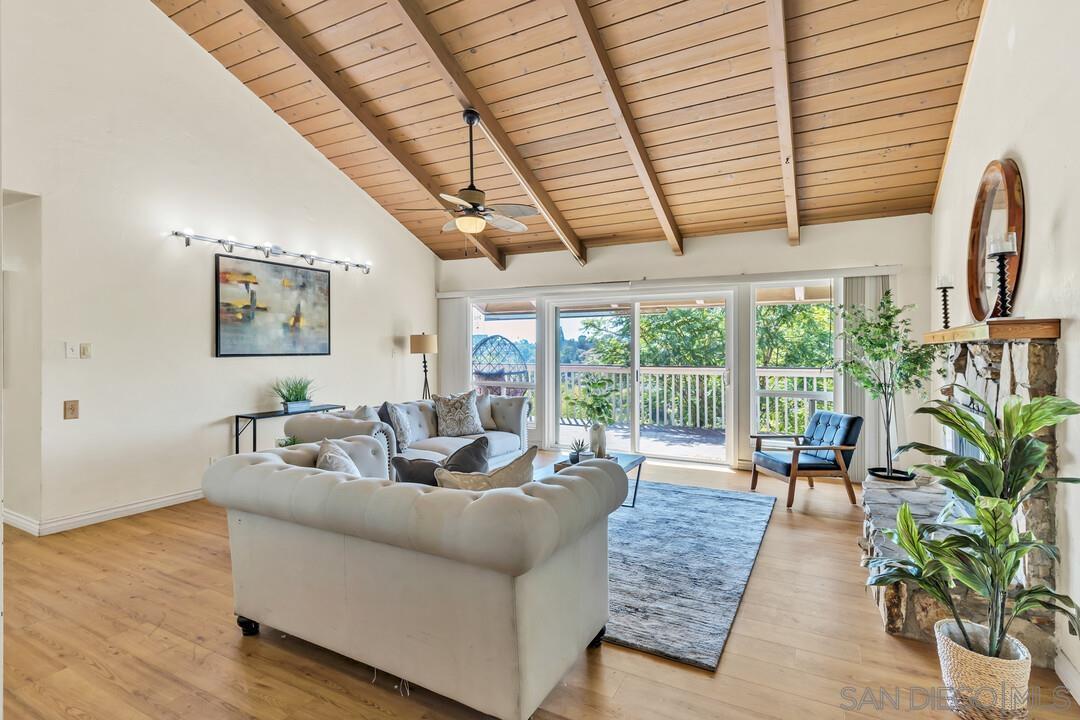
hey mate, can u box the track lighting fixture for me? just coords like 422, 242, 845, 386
168, 230, 372, 274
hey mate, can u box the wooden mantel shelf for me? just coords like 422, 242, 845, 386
924, 318, 1061, 345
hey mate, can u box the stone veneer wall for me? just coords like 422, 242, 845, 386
860, 338, 1059, 668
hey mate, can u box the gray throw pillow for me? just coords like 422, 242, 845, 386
475, 393, 497, 431
432, 390, 484, 437
316, 439, 361, 475
435, 446, 537, 491
391, 437, 489, 486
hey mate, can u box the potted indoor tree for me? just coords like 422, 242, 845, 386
271, 376, 314, 413
869, 387, 1080, 718
833, 290, 941, 480
569, 374, 616, 459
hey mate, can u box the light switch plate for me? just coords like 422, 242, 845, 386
79, 342, 92, 359
63, 400, 79, 420
64, 342, 78, 359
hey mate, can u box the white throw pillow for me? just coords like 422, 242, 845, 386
475, 393, 497, 431
433, 390, 484, 437
434, 446, 537, 491
352, 404, 381, 422
316, 439, 360, 475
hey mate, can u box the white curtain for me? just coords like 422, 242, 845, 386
841, 275, 903, 481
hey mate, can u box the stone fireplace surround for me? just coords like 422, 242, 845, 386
860, 332, 1060, 667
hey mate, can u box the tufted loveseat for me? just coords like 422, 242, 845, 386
284, 396, 529, 478
203, 435, 627, 720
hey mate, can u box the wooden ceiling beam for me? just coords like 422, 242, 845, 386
765, 0, 801, 246
239, 0, 506, 270
560, 0, 683, 255
386, 0, 587, 266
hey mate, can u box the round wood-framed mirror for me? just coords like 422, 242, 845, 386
967, 158, 1024, 321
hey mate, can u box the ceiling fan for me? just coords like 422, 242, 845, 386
398, 108, 539, 235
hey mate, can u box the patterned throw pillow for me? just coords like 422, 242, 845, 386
316, 439, 361, 475
434, 446, 537, 491
386, 403, 413, 452
432, 390, 484, 437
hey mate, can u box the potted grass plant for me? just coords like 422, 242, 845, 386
868, 386, 1080, 718
832, 290, 942, 480
271, 376, 314, 414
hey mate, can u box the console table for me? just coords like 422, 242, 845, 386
234, 404, 345, 453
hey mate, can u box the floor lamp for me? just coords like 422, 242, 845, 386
410, 333, 438, 400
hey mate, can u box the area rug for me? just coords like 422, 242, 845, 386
606, 480, 775, 670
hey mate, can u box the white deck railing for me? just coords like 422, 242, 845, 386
474, 364, 833, 435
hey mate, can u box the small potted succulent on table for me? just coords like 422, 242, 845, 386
271, 376, 314, 414
569, 438, 587, 464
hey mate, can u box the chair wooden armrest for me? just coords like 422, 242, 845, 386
787, 444, 856, 452
751, 432, 803, 451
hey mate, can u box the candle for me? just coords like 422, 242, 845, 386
988, 231, 1017, 257
936, 273, 954, 289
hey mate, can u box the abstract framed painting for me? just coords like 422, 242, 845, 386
215, 254, 330, 357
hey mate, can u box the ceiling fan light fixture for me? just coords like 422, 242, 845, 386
455, 214, 487, 234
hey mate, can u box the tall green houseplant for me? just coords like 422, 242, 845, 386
882, 386, 1080, 656
832, 290, 940, 479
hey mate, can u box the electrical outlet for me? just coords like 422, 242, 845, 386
64, 342, 78, 359
63, 400, 79, 420
79, 342, 92, 359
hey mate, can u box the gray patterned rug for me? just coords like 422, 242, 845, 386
606, 480, 775, 670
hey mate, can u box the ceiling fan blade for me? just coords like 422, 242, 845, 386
440, 192, 471, 208
485, 214, 528, 233
395, 207, 447, 212
486, 203, 538, 218
442, 218, 460, 232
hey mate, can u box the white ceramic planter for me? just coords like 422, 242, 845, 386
589, 422, 607, 458
935, 620, 1031, 720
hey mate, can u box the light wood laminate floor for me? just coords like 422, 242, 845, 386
5, 454, 1078, 719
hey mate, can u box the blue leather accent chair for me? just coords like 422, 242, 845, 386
750, 411, 863, 509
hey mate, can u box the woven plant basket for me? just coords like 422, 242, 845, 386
935, 620, 1032, 720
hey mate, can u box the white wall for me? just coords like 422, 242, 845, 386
2, 193, 42, 521
927, 0, 1080, 690
438, 214, 935, 453
1, 0, 438, 525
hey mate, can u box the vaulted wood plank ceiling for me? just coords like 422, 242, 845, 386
155, 0, 982, 268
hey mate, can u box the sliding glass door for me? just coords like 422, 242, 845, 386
552, 293, 732, 464
637, 298, 729, 463
752, 280, 835, 438
556, 302, 632, 453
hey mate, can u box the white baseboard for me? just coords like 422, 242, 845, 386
3, 508, 41, 535
3, 488, 204, 536
1057, 650, 1080, 704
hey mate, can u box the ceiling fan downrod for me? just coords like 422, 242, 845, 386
464, 108, 479, 191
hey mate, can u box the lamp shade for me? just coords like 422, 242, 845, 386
409, 333, 438, 354
455, 214, 487, 234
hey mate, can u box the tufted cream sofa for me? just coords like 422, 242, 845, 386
284, 396, 529, 478
203, 436, 628, 720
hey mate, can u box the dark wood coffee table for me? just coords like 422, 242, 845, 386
534, 452, 645, 508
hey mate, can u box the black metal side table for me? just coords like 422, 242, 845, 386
234, 404, 345, 453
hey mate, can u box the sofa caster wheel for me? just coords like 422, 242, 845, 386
237, 616, 260, 636
588, 626, 605, 649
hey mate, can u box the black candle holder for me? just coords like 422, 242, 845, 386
937, 285, 954, 329
994, 253, 1014, 317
